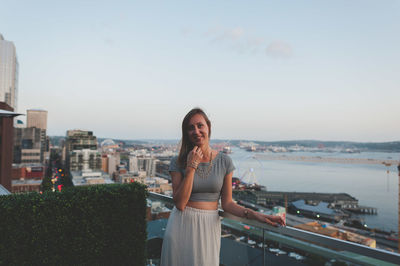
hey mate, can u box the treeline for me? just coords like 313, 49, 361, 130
229, 140, 400, 152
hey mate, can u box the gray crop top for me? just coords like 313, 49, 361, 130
169, 152, 235, 202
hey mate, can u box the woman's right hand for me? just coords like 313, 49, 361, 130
254, 212, 286, 227
187, 146, 203, 169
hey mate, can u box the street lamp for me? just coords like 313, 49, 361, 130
397, 163, 400, 253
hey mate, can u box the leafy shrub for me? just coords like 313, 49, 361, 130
0, 183, 147, 265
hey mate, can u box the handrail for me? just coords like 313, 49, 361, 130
148, 192, 400, 265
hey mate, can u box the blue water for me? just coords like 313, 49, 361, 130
229, 148, 399, 233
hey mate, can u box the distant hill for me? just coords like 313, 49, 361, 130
227, 140, 400, 152
49, 136, 400, 152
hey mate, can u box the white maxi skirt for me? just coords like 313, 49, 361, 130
160, 206, 221, 266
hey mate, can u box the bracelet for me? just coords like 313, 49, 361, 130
244, 208, 250, 219
188, 161, 198, 170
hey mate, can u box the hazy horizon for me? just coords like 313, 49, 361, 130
49, 134, 400, 144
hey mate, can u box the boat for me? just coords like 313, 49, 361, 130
246, 146, 256, 152
222, 146, 232, 154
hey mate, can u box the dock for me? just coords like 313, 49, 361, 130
345, 206, 377, 215
233, 190, 377, 215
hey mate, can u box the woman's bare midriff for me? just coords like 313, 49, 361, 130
186, 200, 218, 210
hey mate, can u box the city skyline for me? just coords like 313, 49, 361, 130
1, 1, 399, 142
0, 34, 18, 110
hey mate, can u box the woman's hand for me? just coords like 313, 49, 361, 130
186, 146, 203, 169
253, 212, 286, 227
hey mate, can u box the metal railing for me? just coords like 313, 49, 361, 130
148, 192, 400, 265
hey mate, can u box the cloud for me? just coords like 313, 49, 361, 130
265, 41, 293, 58
205, 26, 263, 54
199, 26, 293, 57
226, 27, 244, 40
206, 26, 244, 43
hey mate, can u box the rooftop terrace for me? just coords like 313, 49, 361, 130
148, 192, 400, 266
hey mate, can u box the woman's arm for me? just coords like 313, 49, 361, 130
171, 146, 203, 211
221, 172, 286, 227
171, 168, 195, 211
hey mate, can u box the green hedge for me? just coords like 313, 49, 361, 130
0, 183, 147, 265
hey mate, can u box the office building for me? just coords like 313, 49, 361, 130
65, 130, 101, 171
27, 109, 47, 130
101, 155, 109, 173
65, 130, 98, 152
67, 134, 112, 186
13, 109, 49, 164
27, 109, 48, 160
0, 34, 18, 111
69, 149, 102, 171
129, 155, 139, 173
140, 157, 157, 177
107, 153, 120, 175
129, 155, 157, 177
13, 127, 44, 164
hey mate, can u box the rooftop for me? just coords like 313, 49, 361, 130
148, 191, 400, 266
291, 200, 337, 215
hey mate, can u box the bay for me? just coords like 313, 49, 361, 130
229, 148, 400, 233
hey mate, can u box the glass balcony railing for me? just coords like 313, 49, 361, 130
147, 192, 400, 266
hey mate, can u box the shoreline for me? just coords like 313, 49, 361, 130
252, 154, 399, 166
231, 148, 398, 234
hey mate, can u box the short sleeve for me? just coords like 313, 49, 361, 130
169, 156, 183, 174
225, 155, 236, 175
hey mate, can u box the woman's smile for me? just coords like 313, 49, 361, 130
187, 114, 209, 145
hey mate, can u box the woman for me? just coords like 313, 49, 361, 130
160, 108, 285, 266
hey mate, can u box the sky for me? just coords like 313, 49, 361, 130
1, 0, 399, 142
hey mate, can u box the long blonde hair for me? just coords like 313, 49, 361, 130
177, 108, 211, 168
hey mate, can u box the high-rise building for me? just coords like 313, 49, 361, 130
0, 34, 18, 111
101, 153, 122, 175
101, 155, 109, 173
65, 130, 101, 171
26, 109, 48, 161
140, 157, 157, 177
13, 127, 43, 164
27, 109, 47, 130
107, 153, 120, 175
129, 155, 139, 173
69, 149, 102, 171
129, 155, 157, 177
65, 130, 98, 152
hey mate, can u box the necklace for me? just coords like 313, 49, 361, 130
196, 151, 213, 179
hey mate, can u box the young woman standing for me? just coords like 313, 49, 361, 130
160, 108, 285, 266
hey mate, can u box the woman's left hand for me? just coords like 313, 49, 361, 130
254, 212, 286, 227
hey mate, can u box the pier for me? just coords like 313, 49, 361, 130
234, 190, 359, 207
233, 190, 377, 215
345, 206, 377, 214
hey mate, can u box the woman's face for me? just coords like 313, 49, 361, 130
187, 114, 209, 146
